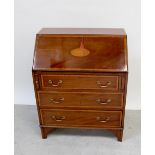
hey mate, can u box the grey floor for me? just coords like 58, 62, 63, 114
15, 105, 141, 155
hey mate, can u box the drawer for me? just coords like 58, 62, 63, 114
40, 109, 122, 128
38, 92, 123, 109
41, 74, 119, 90
38, 92, 81, 107
81, 93, 123, 108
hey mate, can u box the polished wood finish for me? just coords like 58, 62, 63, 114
32, 28, 128, 142
37, 28, 126, 35
40, 109, 122, 127
38, 92, 123, 109
41, 74, 119, 90
33, 28, 128, 72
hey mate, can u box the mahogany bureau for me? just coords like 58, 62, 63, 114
32, 28, 128, 141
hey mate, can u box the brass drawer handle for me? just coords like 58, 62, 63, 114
49, 97, 64, 104
96, 81, 111, 88
51, 116, 66, 122
96, 116, 110, 123
48, 80, 63, 87
96, 99, 111, 105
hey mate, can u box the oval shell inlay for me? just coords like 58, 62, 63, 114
70, 48, 90, 57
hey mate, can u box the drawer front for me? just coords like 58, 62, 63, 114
81, 93, 123, 108
41, 74, 119, 90
40, 109, 122, 128
38, 92, 81, 107
38, 92, 123, 109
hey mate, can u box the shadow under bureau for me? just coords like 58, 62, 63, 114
32, 28, 128, 141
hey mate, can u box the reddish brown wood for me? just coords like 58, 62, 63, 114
33, 28, 127, 72
37, 28, 126, 35
32, 28, 128, 141
41, 74, 119, 90
37, 91, 123, 109
111, 129, 123, 142
40, 109, 122, 128
40, 127, 55, 139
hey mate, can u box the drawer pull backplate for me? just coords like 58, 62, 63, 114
96, 81, 111, 88
96, 98, 111, 105
51, 115, 66, 122
48, 80, 63, 87
96, 116, 110, 123
49, 97, 64, 104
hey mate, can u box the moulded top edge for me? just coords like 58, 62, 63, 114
37, 28, 127, 36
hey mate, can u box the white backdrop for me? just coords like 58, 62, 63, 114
15, 0, 141, 110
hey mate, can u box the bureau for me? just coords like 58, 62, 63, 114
32, 28, 128, 141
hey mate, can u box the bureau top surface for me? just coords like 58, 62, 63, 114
33, 28, 128, 72
38, 28, 126, 35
